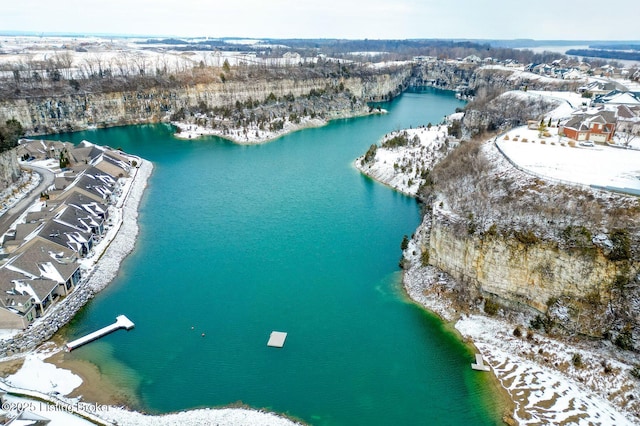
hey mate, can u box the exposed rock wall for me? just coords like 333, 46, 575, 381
410, 61, 478, 90
0, 70, 412, 136
461, 91, 562, 137
423, 204, 639, 341
0, 150, 21, 188
428, 208, 617, 307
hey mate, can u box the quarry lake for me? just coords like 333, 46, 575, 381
51, 88, 504, 425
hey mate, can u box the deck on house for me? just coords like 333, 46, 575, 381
65, 315, 134, 351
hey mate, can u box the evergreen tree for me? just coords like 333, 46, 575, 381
0, 119, 24, 152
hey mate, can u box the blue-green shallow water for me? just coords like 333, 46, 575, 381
50, 88, 504, 425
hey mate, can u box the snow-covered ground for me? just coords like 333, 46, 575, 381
355, 125, 451, 196
173, 116, 328, 144
100, 407, 302, 426
496, 127, 640, 192
457, 316, 638, 426
0, 170, 40, 218
5, 351, 81, 395
527, 90, 588, 110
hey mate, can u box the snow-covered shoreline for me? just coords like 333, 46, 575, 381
173, 108, 385, 144
403, 231, 639, 425
359, 124, 640, 424
173, 117, 328, 144
355, 125, 452, 196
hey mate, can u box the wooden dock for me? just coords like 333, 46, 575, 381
66, 315, 135, 351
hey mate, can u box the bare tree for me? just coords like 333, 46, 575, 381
131, 52, 148, 76
616, 121, 638, 147
53, 51, 74, 80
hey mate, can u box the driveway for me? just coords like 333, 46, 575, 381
0, 164, 55, 237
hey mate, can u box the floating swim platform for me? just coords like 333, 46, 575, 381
267, 331, 287, 348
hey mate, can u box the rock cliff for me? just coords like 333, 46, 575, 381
0, 150, 20, 189
0, 70, 411, 136
416, 139, 640, 347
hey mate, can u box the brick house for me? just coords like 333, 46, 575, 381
559, 111, 617, 143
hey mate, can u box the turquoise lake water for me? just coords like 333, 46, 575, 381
51, 88, 503, 425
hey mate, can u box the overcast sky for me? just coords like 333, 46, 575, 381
2, 0, 637, 40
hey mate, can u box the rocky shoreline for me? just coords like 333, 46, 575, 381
0, 159, 152, 358
356, 128, 640, 424
172, 107, 386, 144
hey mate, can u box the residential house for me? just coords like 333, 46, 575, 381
0, 242, 80, 327
93, 150, 131, 178
16, 139, 72, 161
60, 192, 109, 221
67, 143, 104, 165
562, 69, 582, 80
560, 111, 617, 143
616, 105, 640, 135
51, 169, 116, 204
593, 90, 640, 107
578, 81, 619, 95
0, 268, 36, 329
15, 219, 95, 258
463, 55, 482, 64
5, 241, 80, 295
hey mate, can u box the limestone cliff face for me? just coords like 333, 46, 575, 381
429, 213, 616, 310
410, 61, 478, 90
0, 150, 21, 188
0, 70, 411, 135
424, 207, 638, 340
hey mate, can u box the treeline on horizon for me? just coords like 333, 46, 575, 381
143, 38, 568, 64
567, 48, 640, 61
0, 39, 570, 101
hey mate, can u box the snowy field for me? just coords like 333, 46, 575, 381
527, 90, 588, 109
496, 127, 640, 193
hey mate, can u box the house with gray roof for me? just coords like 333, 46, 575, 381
616, 105, 640, 135
59, 192, 109, 221
0, 241, 81, 327
94, 150, 132, 177
560, 111, 617, 143
593, 90, 640, 106
0, 268, 37, 329
14, 218, 94, 258
52, 170, 116, 204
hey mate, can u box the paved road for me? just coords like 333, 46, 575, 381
0, 164, 55, 238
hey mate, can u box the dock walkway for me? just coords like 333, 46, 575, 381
471, 353, 491, 372
66, 315, 134, 351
